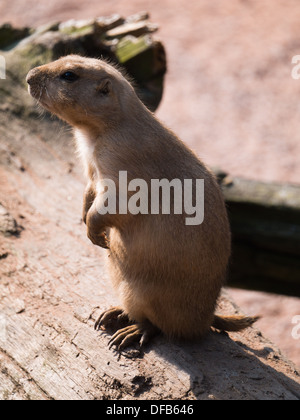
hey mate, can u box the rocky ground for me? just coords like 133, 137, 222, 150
0, 0, 299, 367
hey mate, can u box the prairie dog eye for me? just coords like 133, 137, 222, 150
60, 71, 79, 82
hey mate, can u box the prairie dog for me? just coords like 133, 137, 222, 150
26, 55, 258, 350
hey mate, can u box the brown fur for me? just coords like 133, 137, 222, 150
26, 55, 258, 341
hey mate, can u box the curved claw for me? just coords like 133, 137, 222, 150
95, 307, 127, 331
108, 322, 160, 351
108, 325, 142, 351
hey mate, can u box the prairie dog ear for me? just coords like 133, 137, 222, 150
96, 78, 112, 96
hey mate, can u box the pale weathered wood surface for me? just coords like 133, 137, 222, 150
0, 110, 299, 400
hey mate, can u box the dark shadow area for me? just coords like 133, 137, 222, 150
141, 329, 300, 400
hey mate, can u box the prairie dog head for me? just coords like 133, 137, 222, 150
26, 55, 136, 131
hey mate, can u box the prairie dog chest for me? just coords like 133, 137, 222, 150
75, 130, 99, 180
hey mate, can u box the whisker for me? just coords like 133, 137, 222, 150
44, 86, 51, 100
38, 85, 44, 102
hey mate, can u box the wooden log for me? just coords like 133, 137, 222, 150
0, 136, 299, 398
215, 171, 300, 297
0, 14, 166, 112
0, 23, 30, 49
0, 17, 299, 400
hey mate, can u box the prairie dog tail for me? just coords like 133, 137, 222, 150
212, 314, 260, 332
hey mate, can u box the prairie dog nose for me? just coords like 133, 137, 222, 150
26, 67, 40, 85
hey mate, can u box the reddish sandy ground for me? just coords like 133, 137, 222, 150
1, 0, 299, 367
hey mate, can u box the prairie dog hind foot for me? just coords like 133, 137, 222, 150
95, 307, 159, 351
